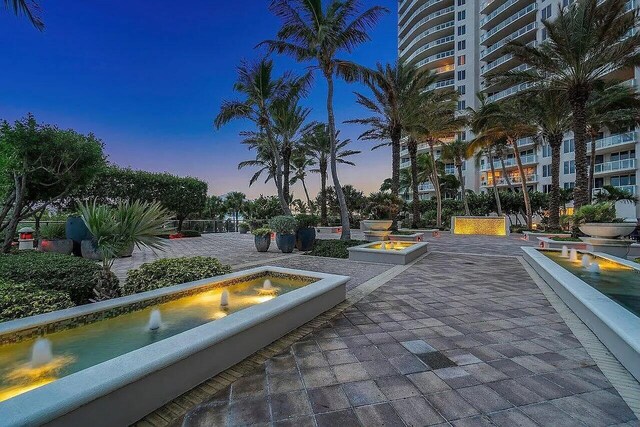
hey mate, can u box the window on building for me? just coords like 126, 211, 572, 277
458, 131, 467, 140
543, 184, 552, 193
457, 25, 466, 36
457, 70, 466, 80
563, 139, 575, 153
457, 85, 466, 95
541, 4, 552, 20
564, 182, 575, 190
457, 40, 466, 50
611, 150, 636, 161
457, 55, 466, 66
457, 0, 466, 6
564, 160, 576, 174
611, 175, 637, 186
542, 144, 551, 158
541, 28, 548, 41
457, 100, 466, 110
542, 164, 551, 177
457, 10, 465, 20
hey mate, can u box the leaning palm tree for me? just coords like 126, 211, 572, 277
289, 148, 315, 210
215, 58, 303, 215
441, 139, 472, 216
238, 143, 277, 189
498, 0, 640, 209
3, 0, 43, 30
263, 0, 387, 239
346, 60, 434, 201
301, 122, 360, 226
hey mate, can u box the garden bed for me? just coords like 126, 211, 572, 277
305, 240, 366, 259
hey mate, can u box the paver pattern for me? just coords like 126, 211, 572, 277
174, 251, 638, 426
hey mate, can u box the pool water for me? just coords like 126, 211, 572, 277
0, 274, 313, 402
542, 251, 640, 317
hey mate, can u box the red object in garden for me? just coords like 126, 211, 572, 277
169, 233, 184, 239
19, 231, 33, 240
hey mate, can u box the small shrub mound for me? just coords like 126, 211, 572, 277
180, 230, 202, 238
0, 251, 100, 304
551, 237, 582, 242
0, 280, 75, 322
124, 256, 232, 294
306, 240, 366, 259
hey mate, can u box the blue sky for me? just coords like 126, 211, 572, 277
0, 0, 397, 198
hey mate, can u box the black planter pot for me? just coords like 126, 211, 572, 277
254, 235, 271, 252
80, 240, 102, 260
276, 233, 295, 253
66, 216, 91, 256
296, 227, 316, 251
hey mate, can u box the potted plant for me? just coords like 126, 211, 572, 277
574, 202, 637, 238
295, 214, 318, 251
253, 227, 272, 252
238, 222, 250, 234
38, 222, 73, 254
269, 215, 298, 253
361, 192, 403, 231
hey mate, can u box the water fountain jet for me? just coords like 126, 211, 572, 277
561, 246, 569, 258
569, 248, 579, 262
220, 290, 229, 307
588, 262, 601, 274
581, 254, 591, 268
31, 338, 53, 368
148, 309, 162, 331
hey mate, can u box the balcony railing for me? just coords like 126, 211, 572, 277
415, 49, 455, 68
418, 182, 436, 192
400, 21, 455, 56
586, 132, 637, 152
487, 82, 532, 103
405, 35, 455, 64
427, 78, 455, 90
480, 3, 537, 43
480, 154, 537, 171
400, 0, 450, 33
402, 6, 455, 42
594, 158, 637, 174
593, 185, 637, 196
480, 0, 521, 27
517, 137, 535, 147
481, 174, 538, 187
481, 22, 536, 59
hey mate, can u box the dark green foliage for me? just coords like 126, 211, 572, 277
295, 214, 319, 229
0, 280, 75, 322
243, 195, 283, 220
252, 227, 273, 237
39, 222, 66, 239
269, 216, 298, 234
551, 237, 582, 242
238, 223, 250, 232
306, 240, 366, 259
0, 251, 100, 304
180, 230, 202, 237
124, 256, 232, 295
573, 203, 619, 224
363, 192, 403, 220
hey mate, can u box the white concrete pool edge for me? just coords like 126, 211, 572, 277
0, 266, 349, 427
521, 247, 640, 382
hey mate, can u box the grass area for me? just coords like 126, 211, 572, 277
306, 239, 366, 259
551, 237, 582, 242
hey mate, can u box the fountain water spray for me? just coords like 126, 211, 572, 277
581, 254, 591, 268
263, 279, 273, 290
380, 241, 387, 250
220, 290, 230, 307
588, 262, 601, 274
561, 246, 569, 258
569, 248, 579, 262
148, 309, 162, 331
31, 338, 53, 368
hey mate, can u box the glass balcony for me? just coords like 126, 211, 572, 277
594, 158, 637, 174
481, 174, 537, 187
593, 185, 637, 196
480, 3, 537, 44
480, 154, 537, 171
586, 132, 637, 152
418, 182, 436, 192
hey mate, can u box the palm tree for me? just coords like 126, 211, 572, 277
215, 58, 301, 215
519, 88, 571, 230
289, 148, 315, 210
346, 61, 434, 201
238, 143, 277, 188
225, 191, 246, 230
441, 139, 471, 215
594, 185, 638, 204
3, 0, 43, 30
301, 122, 360, 226
263, 0, 387, 239
499, 0, 640, 209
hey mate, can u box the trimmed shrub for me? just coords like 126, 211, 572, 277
269, 216, 298, 234
124, 256, 232, 294
40, 222, 67, 239
180, 230, 202, 238
306, 240, 366, 259
253, 227, 272, 237
238, 222, 250, 233
295, 214, 319, 230
0, 252, 100, 304
0, 280, 75, 322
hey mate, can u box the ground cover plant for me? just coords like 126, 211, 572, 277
0, 279, 74, 322
306, 240, 366, 259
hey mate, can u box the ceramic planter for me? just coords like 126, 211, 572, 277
579, 222, 637, 239
361, 220, 393, 232
38, 239, 73, 255
254, 235, 271, 252
276, 233, 296, 253
296, 227, 316, 251
80, 240, 102, 260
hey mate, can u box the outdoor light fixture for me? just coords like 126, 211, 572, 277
17, 227, 35, 250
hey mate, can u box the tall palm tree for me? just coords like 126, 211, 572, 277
3, 0, 43, 30
263, 0, 387, 239
225, 191, 246, 229
238, 143, 277, 188
441, 139, 471, 216
519, 88, 571, 229
499, 0, 640, 209
346, 60, 434, 201
289, 148, 315, 210
215, 58, 301, 215
301, 122, 360, 226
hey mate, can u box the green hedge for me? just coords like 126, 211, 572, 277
306, 240, 366, 259
0, 280, 75, 322
124, 256, 231, 294
0, 252, 100, 304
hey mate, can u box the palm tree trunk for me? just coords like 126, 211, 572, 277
282, 145, 292, 204
588, 135, 596, 202
320, 161, 328, 226
549, 135, 562, 230
390, 130, 401, 231
488, 148, 503, 216
570, 92, 589, 209
301, 178, 312, 211
409, 139, 420, 228
457, 163, 470, 215
511, 140, 532, 229
264, 126, 291, 216
429, 142, 442, 228
325, 74, 351, 240
500, 156, 515, 191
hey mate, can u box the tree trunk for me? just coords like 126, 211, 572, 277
549, 134, 563, 230
390, 129, 401, 231
263, 124, 291, 215
2, 174, 27, 253
570, 91, 590, 209
429, 142, 442, 228
0, 189, 16, 230
457, 163, 470, 215
282, 144, 292, 204
320, 161, 328, 226
177, 217, 184, 232
325, 74, 350, 240
511, 139, 532, 229
301, 178, 312, 211
409, 139, 420, 228
588, 135, 596, 202
488, 148, 503, 216
499, 156, 515, 191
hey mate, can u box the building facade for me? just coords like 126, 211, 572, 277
398, 0, 639, 218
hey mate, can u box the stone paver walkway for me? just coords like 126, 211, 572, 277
172, 251, 638, 427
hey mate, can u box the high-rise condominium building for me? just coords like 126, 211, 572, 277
398, 0, 639, 218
